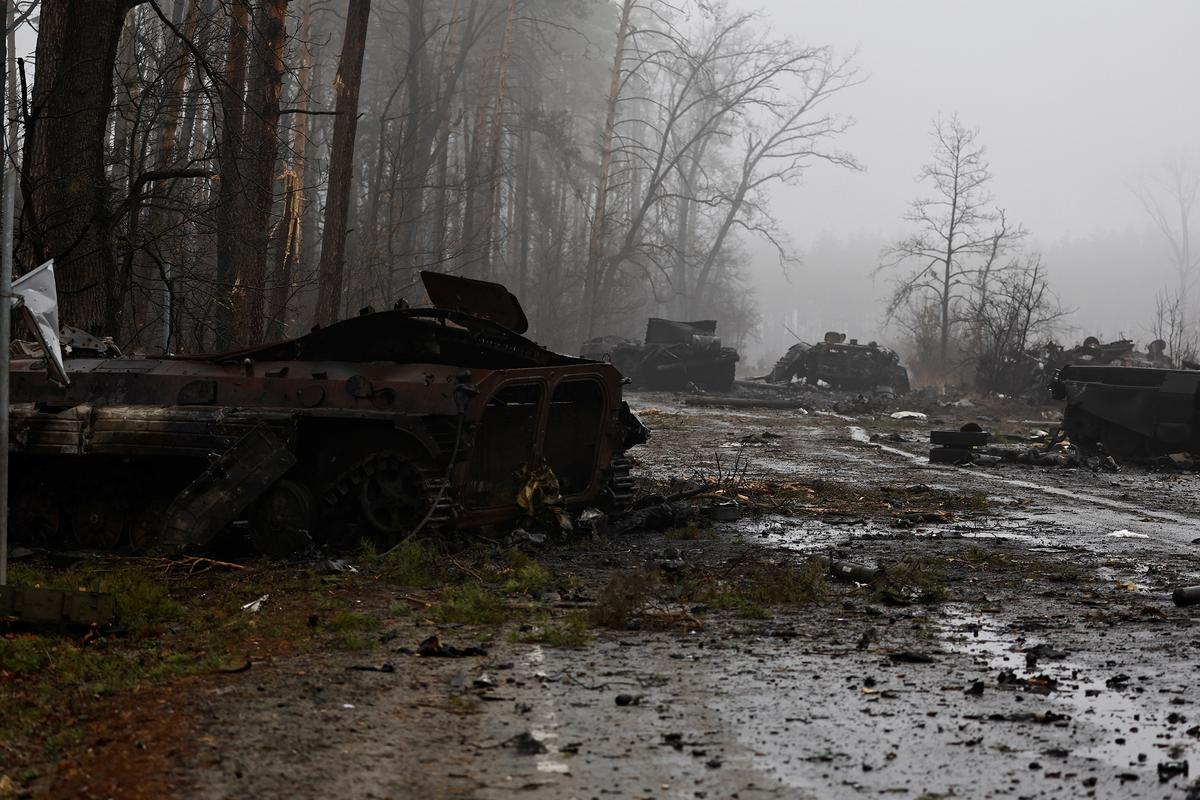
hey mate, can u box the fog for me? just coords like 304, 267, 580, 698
738, 0, 1200, 370
10, 0, 1198, 377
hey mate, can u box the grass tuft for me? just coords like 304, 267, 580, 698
588, 570, 658, 629
516, 611, 592, 647
432, 583, 509, 625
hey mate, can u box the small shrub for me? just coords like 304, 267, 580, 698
504, 561, 555, 595
103, 568, 183, 628
380, 540, 442, 588
433, 583, 508, 625
589, 570, 658, 629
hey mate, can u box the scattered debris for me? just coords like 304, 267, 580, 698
240, 594, 269, 613
929, 424, 991, 464
1173, 586, 1200, 607
416, 635, 488, 658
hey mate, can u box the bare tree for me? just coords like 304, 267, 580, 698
968, 255, 1068, 394
1134, 156, 1200, 341
879, 114, 1023, 378
1150, 287, 1199, 367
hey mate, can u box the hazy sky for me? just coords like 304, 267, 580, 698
727, 0, 1200, 362
744, 0, 1200, 241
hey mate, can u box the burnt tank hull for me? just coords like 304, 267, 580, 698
768, 337, 909, 394
10, 275, 642, 555
1051, 364, 1200, 459
581, 318, 739, 393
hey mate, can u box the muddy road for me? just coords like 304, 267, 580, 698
8, 392, 1200, 799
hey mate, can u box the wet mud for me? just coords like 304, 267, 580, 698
19, 391, 1200, 798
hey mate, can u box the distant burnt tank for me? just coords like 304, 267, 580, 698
10, 272, 645, 556
768, 332, 909, 394
1052, 364, 1200, 459
581, 318, 739, 392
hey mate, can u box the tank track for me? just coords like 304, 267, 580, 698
604, 455, 636, 511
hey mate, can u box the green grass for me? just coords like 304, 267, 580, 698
379, 540, 443, 587
695, 556, 828, 617
432, 583, 510, 625
503, 561, 555, 595
516, 611, 592, 647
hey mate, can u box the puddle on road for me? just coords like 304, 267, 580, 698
738, 514, 1067, 553
940, 606, 1193, 775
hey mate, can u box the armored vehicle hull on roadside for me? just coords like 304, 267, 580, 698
10, 273, 643, 556
1052, 364, 1200, 459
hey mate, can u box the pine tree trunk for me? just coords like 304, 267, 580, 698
314, 0, 371, 326
234, 0, 289, 344
582, 0, 633, 341
213, 0, 249, 348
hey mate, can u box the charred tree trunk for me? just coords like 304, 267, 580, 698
235, 0, 289, 344
314, 0, 370, 326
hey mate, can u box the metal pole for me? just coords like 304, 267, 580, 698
0, 0, 14, 586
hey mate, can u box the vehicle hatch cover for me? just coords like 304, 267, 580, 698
420, 271, 529, 334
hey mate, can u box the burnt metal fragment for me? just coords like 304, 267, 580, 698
929, 425, 992, 464
0, 584, 116, 626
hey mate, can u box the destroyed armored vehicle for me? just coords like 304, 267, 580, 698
767, 332, 909, 394
581, 318, 739, 392
1052, 364, 1200, 459
9, 271, 644, 556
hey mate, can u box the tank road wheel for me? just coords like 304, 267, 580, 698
358, 457, 425, 543
250, 479, 316, 558
72, 497, 127, 550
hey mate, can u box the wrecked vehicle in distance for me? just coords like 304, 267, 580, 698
767, 332, 909, 394
581, 318, 739, 393
979, 337, 1178, 402
9, 271, 645, 556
